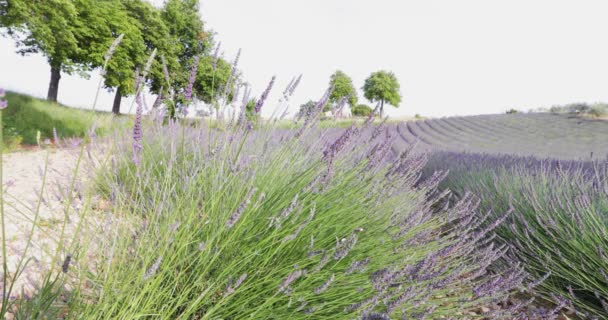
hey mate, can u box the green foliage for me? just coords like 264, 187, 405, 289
1, 91, 111, 146
194, 55, 235, 104
297, 100, 329, 120
506, 108, 519, 114
122, 0, 172, 96
161, 0, 209, 101
0, 0, 80, 71
351, 104, 373, 117
363, 71, 401, 115
100, 0, 147, 96
244, 98, 257, 122
328, 70, 357, 107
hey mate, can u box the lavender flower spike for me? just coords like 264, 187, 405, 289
132, 80, 144, 166
104, 34, 124, 63
212, 42, 221, 70
0, 88, 5, 98
255, 76, 276, 113
184, 55, 200, 102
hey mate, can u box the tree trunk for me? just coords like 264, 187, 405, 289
112, 87, 122, 114
47, 65, 61, 102
380, 100, 385, 117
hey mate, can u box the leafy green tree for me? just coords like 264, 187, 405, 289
1, 0, 84, 102
362, 71, 401, 117
328, 70, 357, 108
108, 0, 174, 114
161, 0, 209, 106
352, 104, 373, 117
194, 55, 236, 104
296, 100, 330, 120
122, 0, 172, 102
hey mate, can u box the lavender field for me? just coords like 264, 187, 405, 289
392, 113, 608, 160
2, 0, 608, 319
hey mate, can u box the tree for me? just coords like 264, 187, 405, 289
296, 100, 330, 120
362, 71, 401, 117
1, 0, 82, 102
107, 0, 173, 114
194, 55, 236, 104
352, 104, 373, 117
161, 0, 209, 106
328, 70, 357, 108
96, 0, 146, 114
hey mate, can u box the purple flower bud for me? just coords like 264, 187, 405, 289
184, 55, 200, 102
255, 76, 276, 114
0, 88, 5, 98
212, 42, 221, 70
143, 256, 163, 280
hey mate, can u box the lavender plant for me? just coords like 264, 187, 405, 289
425, 151, 608, 318
65, 104, 531, 319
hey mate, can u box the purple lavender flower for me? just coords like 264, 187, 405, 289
0, 88, 5, 98
184, 55, 200, 102
254, 76, 276, 114
289, 74, 302, 96
226, 188, 257, 229
212, 42, 221, 70
223, 49, 242, 98
0, 100, 7, 110
278, 269, 306, 294
132, 84, 144, 166
143, 256, 163, 280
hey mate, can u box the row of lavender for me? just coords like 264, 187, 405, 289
424, 151, 608, 318
395, 114, 608, 160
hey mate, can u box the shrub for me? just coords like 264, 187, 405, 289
424, 152, 608, 318
505, 109, 518, 114
352, 104, 373, 117
74, 118, 528, 319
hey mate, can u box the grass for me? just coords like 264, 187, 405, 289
2, 91, 113, 149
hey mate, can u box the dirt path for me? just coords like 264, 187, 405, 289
1, 147, 86, 300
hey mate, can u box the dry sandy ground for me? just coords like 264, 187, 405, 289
0, 146, 93, 301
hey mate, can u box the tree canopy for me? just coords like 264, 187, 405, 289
362, 70, 401, 117
1, 0, 84, 101
328, 70, 357, 108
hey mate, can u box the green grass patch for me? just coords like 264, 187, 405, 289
2, 91, 112, 149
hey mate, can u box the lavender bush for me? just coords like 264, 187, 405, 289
50, 105, 531, 319
425, 151, 608, 318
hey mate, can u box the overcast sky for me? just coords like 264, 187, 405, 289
2, 0, 608, 118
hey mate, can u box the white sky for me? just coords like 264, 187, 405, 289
2, 0, 608, 117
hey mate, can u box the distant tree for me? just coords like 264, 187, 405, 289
328, 70, 357, 108
362, 71, 401, 117
194, 55, 237, 104
351, 104, 373, 117
97, 0, 147, 114
121, 0, 173, 108
506, 109, 519, 114
296, 100, 330, 120
0, 0, 104, 102
161, 0, 209, 108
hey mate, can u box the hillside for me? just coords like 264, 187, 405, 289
2, 91, 112, 149
393, 113, 608, 160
